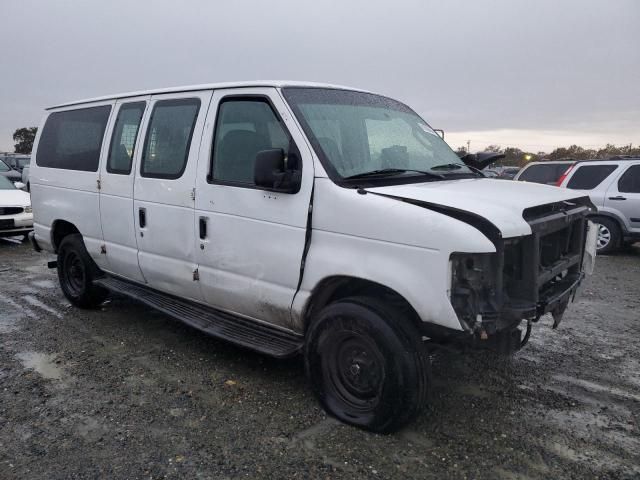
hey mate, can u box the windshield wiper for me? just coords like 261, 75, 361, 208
430, 162, 484, 177
344, 168, 445, 180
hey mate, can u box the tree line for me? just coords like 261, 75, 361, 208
455, 143, 640, 167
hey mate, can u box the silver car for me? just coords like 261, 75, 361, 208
558, 157, 640, 252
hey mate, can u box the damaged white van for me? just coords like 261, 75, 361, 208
29, 82, 597, 432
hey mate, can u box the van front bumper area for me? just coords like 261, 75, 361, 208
449, 199, 592, 341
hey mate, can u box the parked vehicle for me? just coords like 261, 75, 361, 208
496, 166, 520, 179
0, 159, 22, 183
2, 154, 31, 173
29, 81, 597, 432
514, 160, 574, 185
0, 175, 33, 239
557, 157, 640, 253
21, 165, 30, 191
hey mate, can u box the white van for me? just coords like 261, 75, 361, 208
29, 81, 597, 432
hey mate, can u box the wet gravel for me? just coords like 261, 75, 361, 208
1, 239, 639, 479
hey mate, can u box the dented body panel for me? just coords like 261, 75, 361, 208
29, 81, 595, 350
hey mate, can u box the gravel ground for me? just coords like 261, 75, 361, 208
0, 238, 639, 479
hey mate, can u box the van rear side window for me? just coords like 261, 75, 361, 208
36, 106, 111, 171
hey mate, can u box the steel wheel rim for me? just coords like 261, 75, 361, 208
63, 251, 85, 295
597, 224, 611, 250
323, 328, 385, 412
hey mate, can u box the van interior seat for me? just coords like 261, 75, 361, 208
216, 130, 269, 183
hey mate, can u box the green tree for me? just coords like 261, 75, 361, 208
13, 127, 38, 154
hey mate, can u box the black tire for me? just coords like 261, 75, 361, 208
57, 234, 108, 308
26, 182, 30, 192
593, 216, 620, 254
305, 296, 430, 433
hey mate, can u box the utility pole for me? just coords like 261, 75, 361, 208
467, 140, 471, 153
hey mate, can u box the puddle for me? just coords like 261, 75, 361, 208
31, 279, 56, 289
0, 294, 38, 319
22, 295, 63, 318
16, 351, 64, 380
553, 373, 640, 402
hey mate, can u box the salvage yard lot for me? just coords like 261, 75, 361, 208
1, 239, 639, 479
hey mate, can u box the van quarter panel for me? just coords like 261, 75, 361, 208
29, 101, 115, 264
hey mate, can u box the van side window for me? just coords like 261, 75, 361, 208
141, 98, 200, 179
107, 102, 146, 175
36, 106, 111, 171
211, 98, 292, 185
618, 165, 640, 193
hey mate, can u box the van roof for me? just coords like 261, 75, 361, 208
47, 80, 370, 110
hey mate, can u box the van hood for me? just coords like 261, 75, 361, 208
0, 189, 30, 208
368, 178, 585, 238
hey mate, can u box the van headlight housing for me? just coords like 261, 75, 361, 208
449, 253, 499, 329
24, 205, 33, 213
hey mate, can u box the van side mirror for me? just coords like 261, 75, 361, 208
14, 181, 26, 190
254, 148, 301, 193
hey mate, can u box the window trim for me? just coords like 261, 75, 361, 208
106, 101, 147, 175
207, 94, 300, 191
140, 98, 201, 180
617, 164, 640, 194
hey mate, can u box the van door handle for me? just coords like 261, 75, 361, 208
199, 217, 207, 239
608, 196, 627, 201
139, 208, 146, 228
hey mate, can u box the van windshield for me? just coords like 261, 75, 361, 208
283, 88, 471, 183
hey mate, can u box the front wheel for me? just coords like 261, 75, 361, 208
57, 234, 108, 308
305, 296, 430, 433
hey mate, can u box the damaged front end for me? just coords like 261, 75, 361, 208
449, 197, 594, 354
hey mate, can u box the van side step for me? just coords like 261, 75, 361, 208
93, 276, 303, 358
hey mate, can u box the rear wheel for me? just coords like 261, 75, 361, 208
593, 216, 620, 254
57, 234, 108, 308
305, 296, 430, 433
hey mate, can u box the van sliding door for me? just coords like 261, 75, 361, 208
133, 90, 212, 301
98, 96, 150, 282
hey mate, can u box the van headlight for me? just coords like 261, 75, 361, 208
24, 205, 33, 213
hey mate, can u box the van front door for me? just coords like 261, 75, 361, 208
99, 97, 149, 282
134, 91, 212, 301
194, 88, 314, 329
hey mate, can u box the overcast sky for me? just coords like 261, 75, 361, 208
1, 0, 638, 153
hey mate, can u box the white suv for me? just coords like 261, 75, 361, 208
29, 81, 597, 432
557, 157, 640, 252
